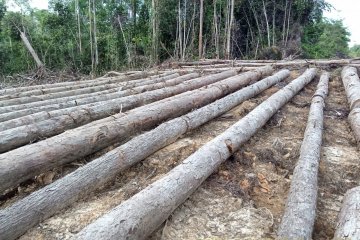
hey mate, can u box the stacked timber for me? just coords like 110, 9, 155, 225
72, 68, 317, 239
0, 69, 289, 240
0, 66, 273, 193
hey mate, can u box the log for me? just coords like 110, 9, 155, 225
0, 73, 180, 106
334, 186, 360, 239
277, 72, 329, 239
0, 70, 233, 133
0, 73, 182, 114
0, 69, 290, 240
341, 67, 360, 145
0, 72, 177, 100
73, 68, 317, 240
0, 73, 199, 122
0, 70, 166, 95
0, 67, 273, 192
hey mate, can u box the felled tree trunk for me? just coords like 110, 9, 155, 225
0, 73, 178, 100
277, 72, 329, 239
0, 73, 198, 122
0, 72, 180, 113
334, 186, 360, 239
73, 68, 317, 240
0, 71, 235, 133
342, 67, 360, 145
0, 69, 289, 240
0, 71, 166, 96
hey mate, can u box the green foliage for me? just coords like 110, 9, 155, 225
0, 0, 352, 76
302, 19, 350, 58
350, 45, 360, 58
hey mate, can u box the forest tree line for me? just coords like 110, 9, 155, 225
0, 0, 357, 76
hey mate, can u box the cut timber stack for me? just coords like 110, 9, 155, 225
0, 69, 289, 240
0, 66, 273, 193
73, 68, 317, 240
3, 60, 360, 240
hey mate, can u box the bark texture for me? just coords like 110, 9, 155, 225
334, 186, 360, 239
0, 69, 289, 240
0, 71, 165, 96
0, 67, 274, 192
0, 73, 198, 122
277, 72, 329, 239
342, 67, 360, 145
0, 71, 236, 151
0, 73, 179, 106
0, 73, 181, 114
73, 68, 317, 240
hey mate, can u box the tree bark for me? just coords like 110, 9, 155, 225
334, 186, 360, 239
0, 73, 180, 101
0, 71, 163, 96
0, 67, 273, 193
0, 74, 197, 122
19, 31, 43, 68
0, 72, 178, 113
73, 68, 317, 240
198, 0, 204, 59
277, 72, 329, 239
0, 71, 233, 133
342, 67, 360, 145
0, 69, 289, 240
225, 0, 234, 59
0, 73, 179, 107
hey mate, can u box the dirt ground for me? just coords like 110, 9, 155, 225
1, 68, 359, 239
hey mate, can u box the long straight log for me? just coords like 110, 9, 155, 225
342, 67, 360, 145
0, 70, 235, 134
0, 73, 180, 106
0, 72, 177, 100
0, 73, 182, 114
0, 73, 199, 122
73, 68, 317, 240
0, 67, 274, 191
334, 186, 360, 239
176, 59, 360, 67
0, 71, 168, 96
277, 72, 329, 239
0, 69, 290, 240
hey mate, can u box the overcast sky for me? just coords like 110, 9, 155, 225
7, 0, 360, 46
323, 0, 360, 46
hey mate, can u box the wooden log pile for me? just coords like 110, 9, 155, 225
1, 60, 360, 240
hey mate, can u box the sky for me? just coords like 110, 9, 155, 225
7, 0, 360, 47
323, 0, 360, 46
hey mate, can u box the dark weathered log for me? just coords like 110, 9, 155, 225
0, 73, 180, 106
0, 69, 289, 240
0, 71, 166, 96
0, 73, 199, 122
342, 67, 360, 145
334, 186, 360, 239
277, 72, 329, 239
0, 68, 275, 191
0, 73, 182, 114
0, 70, 235, 135
73, 68, 317, 240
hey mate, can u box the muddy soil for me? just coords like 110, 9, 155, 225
2, 68, 358, 239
